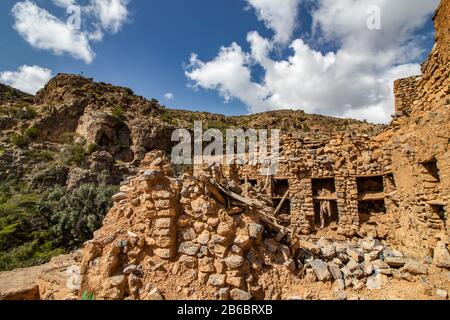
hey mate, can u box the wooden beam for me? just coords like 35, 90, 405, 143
274, 190, 290, 214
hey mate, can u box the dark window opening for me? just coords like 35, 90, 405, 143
272, 179, 289, 198
431, 205, 446, 225
421, 159, 440, 182
313, 200, 339, 229
312, 178, 336, 198
358, 200, 386, 224
357, 176, 384, 193
239, 178, 258, 187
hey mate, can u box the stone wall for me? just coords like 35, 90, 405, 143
394, 76, 421, 115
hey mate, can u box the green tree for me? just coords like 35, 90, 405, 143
39, 184, 117, 247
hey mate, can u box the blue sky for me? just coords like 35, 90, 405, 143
0, 0, 439, 122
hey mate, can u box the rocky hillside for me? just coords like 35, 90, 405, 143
166, 108, 383, 136
0, 73, 382, 272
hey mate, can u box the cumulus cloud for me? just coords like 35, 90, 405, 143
187, 43, 270, 110
91, 0, 130, 33
187, 0, 439, 123
12, 1, 95, 63
0, 65, 52, 94
245, 0, 301, 45
164, 92, 175, 101
12, 0, 131, 63
52, 0, 76, 8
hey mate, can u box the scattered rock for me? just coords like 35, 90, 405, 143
310, 260, 332, 282
230, 289, 252, 300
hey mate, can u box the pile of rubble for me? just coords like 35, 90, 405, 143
298, 237, 435, 291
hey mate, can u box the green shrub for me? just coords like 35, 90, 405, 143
86, 143, 97, 155
31, 164, 69, 189
39, 183, 118, 247
18, 106, 37, 120
82, 291, 95, 300
65, 142, 86, 166
303, 123, 311, 133
24, 150, 54, 161
58, 132, 76, 145
160, 111, 176, 125
24, 127, 39, 139
10, 133, 29, 147
112, 106, 124, 118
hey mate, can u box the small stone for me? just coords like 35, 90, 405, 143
321, 245, 337, 260
337, 253, 349, 264
347, 259, 361, 272
225, 255, 244, 269
109, 275, 126, 287
234, 234, 251, 250
218, 288, 230, 300
248, 223, 264, 239
328, 264, 343, 280
196, 231, 211, 245
179, 255, 198, 268
402, 260, 428, 275
335, 291, 347, 300
207, 218, 220, 228
310, 260, 332, 282
366, 272, 385, 290
154, 248, 173, 259
112, 192, 127, 202
264, 239, 279, 253
346, 247, 364, 263
154, 218, 173, 229
283, 259, 297, 272
433, 241, 450, 269
335, 279, 346, 291
178, 242, 200, 256
230, 289, 252, 300
287, 296, 303, 300
123, 264, 138, 274
352, 280, 365, 291
226, 276, 244, 287
198, 272, 209, 284
305, 268, 317, 283
385, 257, 406, 268
435, 289, 448, 299
147, 288, 164, 300
143, 169, 164, 180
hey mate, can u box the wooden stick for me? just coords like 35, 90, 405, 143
274, 190, 290, 214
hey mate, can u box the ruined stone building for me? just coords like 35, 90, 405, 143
212, 0, 450, 260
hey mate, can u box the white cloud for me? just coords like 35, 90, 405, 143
52, 0, 76, 8
0, 65, 52, 94
12, 1, 131, 63
245, 0, 301, 45
12, 1, 95, 63
186, 43, 270, 110
187, 0, 439, 123
164, 92, 175, 101
90, 0, 130, 33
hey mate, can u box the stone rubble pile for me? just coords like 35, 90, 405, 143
298, 236, 432, 292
